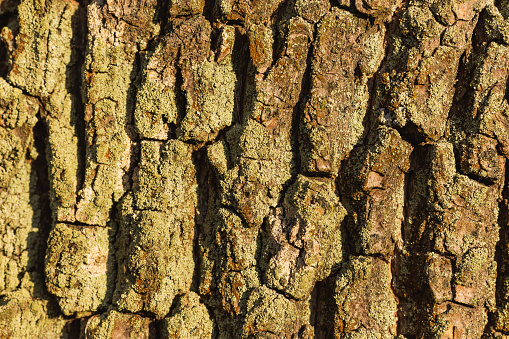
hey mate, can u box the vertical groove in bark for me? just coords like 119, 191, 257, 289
72, 3, 88, 203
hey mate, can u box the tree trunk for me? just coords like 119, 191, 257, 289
0, 0, 509, 337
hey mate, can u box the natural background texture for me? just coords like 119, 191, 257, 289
0, 0, 509, 337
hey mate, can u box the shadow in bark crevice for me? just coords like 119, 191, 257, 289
67, 3, 88, 201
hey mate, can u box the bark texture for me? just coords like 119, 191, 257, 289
0, 0, 509, 337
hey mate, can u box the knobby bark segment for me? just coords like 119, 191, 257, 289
0, 0, 509, 338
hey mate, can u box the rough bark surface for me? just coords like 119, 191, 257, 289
0, 0, 509, 338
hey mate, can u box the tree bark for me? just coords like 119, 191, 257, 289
0, 0, 509, 337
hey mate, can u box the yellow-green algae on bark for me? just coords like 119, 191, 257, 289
161, 292, 215, 339
178, 57, 236, 143
0, 73, 70, 338
75, 0, 160, 226
8, 0, 81, 223
114, 140, 197, 319
45, 223, 115, 316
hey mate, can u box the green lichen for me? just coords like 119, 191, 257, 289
199, 202, 261, 317
481, 4, 509, 44
217, 120, 295, 226
466, 43, 509, 153
217, 268, 261, 317
0, 289, 70, 339
178, 58, 236, 143
242, 286, 301, 338
210, 15, 311, 228
115, 210, 195, 318
76, 38, 134, 224
0, 162, 35, 293
0, 79, 38, 189
207, 139, 230, 176
216, 208, 258, 271
135, 139, 197, 211
343, 327, 385, 339
84, 309, 153, 339
162, 292, 214, 339
453, 247, 492, 304
9, 0, 77, 96
45, 223, 115, 316
294, 0, 330, 23
2, 0, 508, 336
374, 3, 477, 141
334, 256, 397, 338
0, 60, 70, 337
112, 140, 197, 319
0, 78, 42, 297
0, 79, 38, 130
426, 316, 450, 339
4, 0, 80, 222
134, 35, 179, 140
135, 77, 178, 140
76, 1, 159, 226
168, 0, 205, 16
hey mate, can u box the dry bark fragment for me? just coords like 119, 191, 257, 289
84, 309, 154, 339
333, 256, 398, 338
401, 141, 502, 337
264, 175, 346, 300
343, 127, 412, 256
300, 8, 385, 177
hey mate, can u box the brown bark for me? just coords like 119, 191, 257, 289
0, 0, 509, 338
